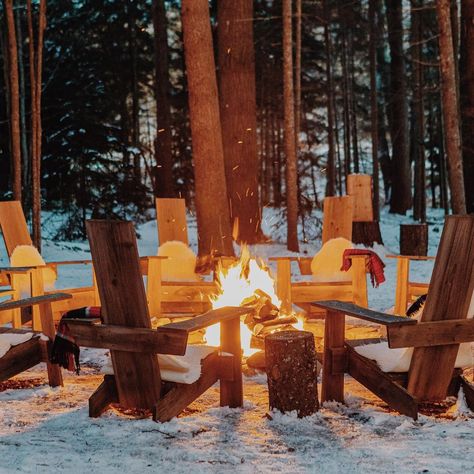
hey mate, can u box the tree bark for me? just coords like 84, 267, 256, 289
217, 0, 263, 244
4, 0, 22, 201
437, 0, 466, 214
386, 0, 411, 214
324, 0, 336, 197
369, 0, 379, 220
412, 0, 426, 222
152, 0, 174, 198
15, 6, 29, 200
460, 0, 474, 213
282, 0, 299, 252
181, 0, 234, 257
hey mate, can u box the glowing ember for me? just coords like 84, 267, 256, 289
204, 246, 302, 356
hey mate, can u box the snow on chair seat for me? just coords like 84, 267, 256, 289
0, 332, 37, 359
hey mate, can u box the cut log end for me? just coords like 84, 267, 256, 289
265, 330, 319, 417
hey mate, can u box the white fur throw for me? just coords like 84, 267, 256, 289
157, 240, 199, 281
0, 332, 35, 358
356, 291, 474, 372
102, 345, 216, 384
311, 237, 354, 282
10, 245, 56, 297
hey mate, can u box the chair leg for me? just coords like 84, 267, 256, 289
321, 310, 345, 403
220, 317, 243, 408
89, 375, 119, 417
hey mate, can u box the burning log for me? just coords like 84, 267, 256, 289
253, 315, 298, 336
265, 330, 319, 417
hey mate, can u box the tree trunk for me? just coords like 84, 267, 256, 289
4, 0, 22, 201
15, 6, 29, 202
181, 0, 234, 257
348, 31, 360, 174
437, 0, 466, 214
282, 0, 299, 252
128, 0, 141, 184
369, 0, 379, 220
341, 29, 352, 187
460, 0, 474, 213
412, 0, 426, 222
152, 0, 174, 198
324, 0, 336, 197
386, 0, 411, 214
217, 0, 262, 244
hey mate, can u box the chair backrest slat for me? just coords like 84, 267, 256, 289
86, 220, 162, 409
408, 215, 474, 400
0, 201, 32, 257
156, 198, 188, 245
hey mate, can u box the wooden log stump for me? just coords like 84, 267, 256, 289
352, 221, 384, 246
265, 330, 319, 417
400, 224, 428, 256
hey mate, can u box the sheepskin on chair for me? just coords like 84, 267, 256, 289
311, 237, 354, 282
10, 245, 56, 297
157, 240, 200, 281
355, 290, 474, 372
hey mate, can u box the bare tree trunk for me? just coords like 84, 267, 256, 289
152, 0, 174, 197
461, 0, 474, 213
386, 0, 411, 214
437, 0, 466, 214
348, 31, 360, 174
128, 0, 141, 183
282, 0, 299, 251
4, 0, 22, 201
217, 0, 262, 244
15, 6, 29, 201
412, 0, 426, 222
294, 0, 302, 150
181, 0, 234, 256
324, 0, 336, 197
369, 0, 380, 220
341, 29, 351, 187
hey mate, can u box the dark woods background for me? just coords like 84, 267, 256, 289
1, 0, 473, 241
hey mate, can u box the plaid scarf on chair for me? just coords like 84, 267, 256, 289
50, 306, 102, 374
341, 249, 386, 288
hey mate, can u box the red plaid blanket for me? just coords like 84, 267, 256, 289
341, 249, 386, 288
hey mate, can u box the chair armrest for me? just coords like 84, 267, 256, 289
45, 260, 93, 267
0, 292, 72, 312
311, 300, 417, 326
386, 254, 435, 261
158, 306, 252, 334
0, 266, 39, 274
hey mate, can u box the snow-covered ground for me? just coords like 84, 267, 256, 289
1, 206, 473, 474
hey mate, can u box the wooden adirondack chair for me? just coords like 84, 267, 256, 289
0, 292, 71, 387
0, 201, 99, 325
65, 220, 250, 422
312, 215, 474, 419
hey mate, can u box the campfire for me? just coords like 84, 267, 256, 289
205, 247, 302, 356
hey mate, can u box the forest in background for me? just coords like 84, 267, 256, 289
0, 0, 473, 254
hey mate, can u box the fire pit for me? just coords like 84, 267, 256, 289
204, 247, 303, 356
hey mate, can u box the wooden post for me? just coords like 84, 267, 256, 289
275, 259, 292, 314
394, 257, 410, 315
322, 196, 353, 244
321, 310, 345, 403
350, 256, 368, 307
265, 330, 318, 417
220, 316, 243, 408
30, 268, 44, 331
400, 224, 428, 256
146, 256, 162, 318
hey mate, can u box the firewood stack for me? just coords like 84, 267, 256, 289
241, 289, 298, 350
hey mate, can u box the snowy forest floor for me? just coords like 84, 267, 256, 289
1, 207, 474, 473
